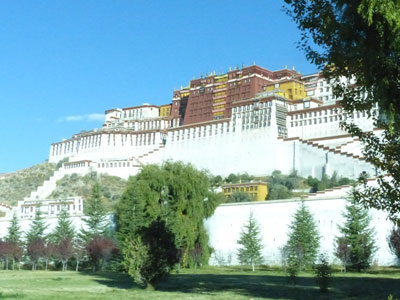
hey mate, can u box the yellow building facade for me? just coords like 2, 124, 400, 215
159, 104, 172, 117
265, 79, 306, 101
222, 182, 268, 202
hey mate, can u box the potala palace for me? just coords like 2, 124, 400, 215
1, 64, 396, 266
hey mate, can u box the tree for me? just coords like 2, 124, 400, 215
80, 182, 109, 242
121, 219, 179, 290
284, 0, 400, 220
237, 212, 263, 271
388, 227, 400, 262
116, 162, 222, 267
87, 236, 117, 272
227, 191, 254, 203
52, 206, 75, 243
335, 195, 376, 271
26, 205, 48, 270
6, 212, 23, 270
0, 240, 13, 270
285, 201, 320, 271
334, 237, 351, 272
116, 161, 222, 287
26, 205, 48, 244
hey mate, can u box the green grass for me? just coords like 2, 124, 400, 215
0, 267, 399, 299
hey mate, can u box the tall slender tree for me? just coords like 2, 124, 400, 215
6, 212, 23, 270
335, 195, 376, 271
80, 182, 109, 242
52, 206, 75, 270
286, 201, 320, 271
26, 205, 48, 270
237, 212, 263, 271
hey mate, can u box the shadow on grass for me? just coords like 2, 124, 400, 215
83, 270, 400, 300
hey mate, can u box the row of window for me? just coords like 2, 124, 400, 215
223, 186, 258, 193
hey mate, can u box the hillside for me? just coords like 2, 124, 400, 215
0, 162, 56, 205
48, 171, 127, 210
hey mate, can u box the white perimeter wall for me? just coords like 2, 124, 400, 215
1, 198, 397, 266
206, 198, 397, 266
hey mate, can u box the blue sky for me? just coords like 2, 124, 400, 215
0, 0, 318, 173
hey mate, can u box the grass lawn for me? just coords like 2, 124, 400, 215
0, 266, 399, 299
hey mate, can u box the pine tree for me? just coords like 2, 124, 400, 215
52, 206, 75, 243
237, 212, 263, 271
6, 212, 23, 270
26, 205, 48, 270
26, 205, 48, 244
335, 195, 376, 271
286, 201, 320, 271
52, 206, 76, 271
80, 182, 109, 242
6, 212, 22, 244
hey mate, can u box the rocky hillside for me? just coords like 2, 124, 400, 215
0, 162, 56, 205
48, 172, 127, 210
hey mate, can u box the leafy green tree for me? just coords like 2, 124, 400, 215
122, 219, 179, 290
80, 182, 109, 242
225, 173, 239, 183
116, 161, 222, 286
285, 201, 320, 271
335, 195, 376, 271
227, 191, 254, 203
284, 0, 400, 220
237, 212, 263, 271
388, 227, 400, 262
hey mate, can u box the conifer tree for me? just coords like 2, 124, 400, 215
26, 205, 48, 270
80, 182, 109, 242
6, 212, 22, 244
26, 205, 48, 244
237, 212, 263, 271
52, 206, 76, 271
286, 201, 320, 271
52, 206, 75, 243
6, 212, 23, 270
335, 195, 376, 271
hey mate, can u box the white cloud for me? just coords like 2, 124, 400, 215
59, 113, 104, 123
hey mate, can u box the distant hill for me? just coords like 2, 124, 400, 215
0, 162, 56, 205
48, 172, 127, 211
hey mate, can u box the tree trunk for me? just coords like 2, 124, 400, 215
76, 261, 79, 272
32, 263, 35, 271
252, 262, 255, 272
5, 258, 9, 270
45, 260, 48, 271
12, 258, 15, 270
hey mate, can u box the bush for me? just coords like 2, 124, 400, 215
315, 254, 331, 293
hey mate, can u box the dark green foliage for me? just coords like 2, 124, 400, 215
388, 227, 400, 261
285, 201, 320, 271
284, 0, 400, 221
52, 206, 75, 243
315, 254, 332, 293
227, 191, 254, 203
237, 212, 263, 271
336, 195, 376, 271
116, 161, 222, 272
122, 219, 179, 289
224, 173, 254, 184
307, 172, 354, 193
80, 183, 109, 242
26, 206, 48, 244
266, 170, 303, 200
6, 212, 22, 244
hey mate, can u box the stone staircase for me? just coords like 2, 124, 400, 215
25, 168, 67, 200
